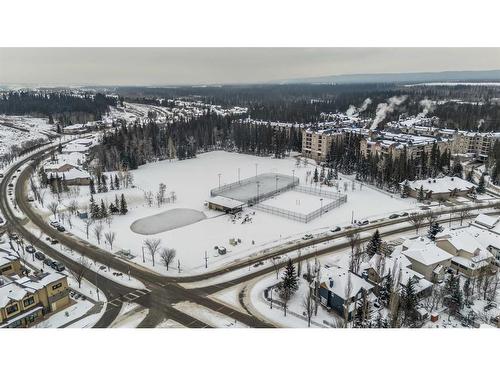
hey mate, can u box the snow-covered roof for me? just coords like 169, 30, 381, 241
437, 226, 499, 256
319, 265, 373, 300
402, 237, 453, 266
474, 214, 500, 229
208, 196, 245, 209
0, 277, 28, 307
405, 176, 475, 194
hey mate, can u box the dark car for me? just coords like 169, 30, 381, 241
330, 226, 341, 233
52, 262, 65, 272
389, 214, 400, 219
56, 225, 66, 232
400, 212, 409, 217
25, 245, 36, 254
50, 238, 59, 245
35, 251, 46, 261
43, 258, 53, 266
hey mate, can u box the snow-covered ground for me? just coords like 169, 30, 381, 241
0, 115, 56, 156
172, 301, 248, 328
109, 302, 148, 328
38, 151, 418, 276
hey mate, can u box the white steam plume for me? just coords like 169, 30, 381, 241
417, 98, 435, 118
345, 98, 372, 117
346, 105, 357, 117
370, 95, 407, 130
477, 118, 485, 130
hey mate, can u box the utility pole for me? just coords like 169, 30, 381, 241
255, 163, 258, 179
204, 251, 208, 268
142, 246, 145, 263
218, 173, 221, 188
238, 168, 240, 183
320, 198, 323, 217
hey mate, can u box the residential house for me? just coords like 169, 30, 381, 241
401, 237, 453, 282
317, 265, 374, 321
402, 176, 476, 201
0, 272, 70, 328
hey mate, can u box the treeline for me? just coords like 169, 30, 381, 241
326, 133, 452, 191
118, 84, 500, 130
0, 91, 116, 124
89, 113, 302, 171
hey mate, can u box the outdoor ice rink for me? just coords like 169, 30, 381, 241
212, 173, 298, 203
260, 190, 334, 215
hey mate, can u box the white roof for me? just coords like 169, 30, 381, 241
319, 265, 373, 300
208, 196, 245, 209
437, 226, 499, 255
402, 237, 453, 266
474, 214, 500, 229
405, 176, 475, 194
0, 278, 28, 307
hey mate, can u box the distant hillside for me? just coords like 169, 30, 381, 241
275, 70, 500, 85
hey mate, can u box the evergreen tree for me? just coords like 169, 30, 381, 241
89, 196, 100, 219
427, 221, 443, 241
400, 278, 418, 327
417, 185, 425, 202
89, 178, 96, 195
451, 160, 463, 177
114, 174, 120, 190
281, 259, 299, 293
120, 193, 128, 215
100, 199, 108, 218
101, 175, 108, 193
477, 173, 486, 194
313, 167, 319, 183
366, 230, 382, 257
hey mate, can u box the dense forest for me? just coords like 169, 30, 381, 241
89, 113, 302, 171
117, 84, 500, 130
0, 91, 116, 125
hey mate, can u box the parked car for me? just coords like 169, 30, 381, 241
43, 258, 53, 266
49, 221, 60, 228
56, 225, 66, 232
25, 245, 36, 254
302, 234, 314, 240
330, 226, 341, 233
52, 262, 65, 272
35, 251, 46, 261
389, 214, 400, 219
357, 220, 369, 226
8, 183, 13, 188
400, 212, 409, 217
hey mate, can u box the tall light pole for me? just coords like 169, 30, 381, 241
238, 168, 240, 183
218, 173, 221, 189
292, 169, 295, 182
255, 163, 258, 179
320, 198, 324, 217
256, 181, 260, 203
275, 175, 279, 194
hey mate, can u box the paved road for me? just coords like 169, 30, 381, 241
1, 148, 273, 328
3, 145, 499, 328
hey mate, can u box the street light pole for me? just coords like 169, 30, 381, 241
320, 198, 323, 217
255, 163, 258, 179
256, 181, 260, 204
218, 173, 221, 189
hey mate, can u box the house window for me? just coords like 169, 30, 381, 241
23, 296, 35, 307
6, 304, 19, 315
52, 282, 62, 291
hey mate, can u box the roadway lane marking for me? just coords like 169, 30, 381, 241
127, 292, 140, 299
108, 300, 121, 307
134, 290, 148, 295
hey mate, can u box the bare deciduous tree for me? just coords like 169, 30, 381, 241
302, 286, 315, 327
70, 256, 90, 289
270, 256, 285, 279
144, 191, 154, 207
47, 201, 59, 219
409, 213, 424, 234
68, 199, 79, 215
93, 222, 104, 245
105, 231, 116, 250
144, 238, 162, 266
84, 218, 94, 239
456, 209, 473, 226
160, 248, 176, 270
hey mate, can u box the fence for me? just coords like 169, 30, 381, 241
254, 187, 347, 223
210, 173, 299, 205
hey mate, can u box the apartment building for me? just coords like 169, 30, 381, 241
0, 265, 70, 328
450, 131, 500, 161
301, 128, 346, 162
359, 131, 451, 162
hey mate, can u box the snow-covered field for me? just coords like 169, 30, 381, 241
35, 151, 418, 276
0, 115, 56, 156
261, 190, 334, 215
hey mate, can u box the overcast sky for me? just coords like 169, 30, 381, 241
1, 48, 500, 86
